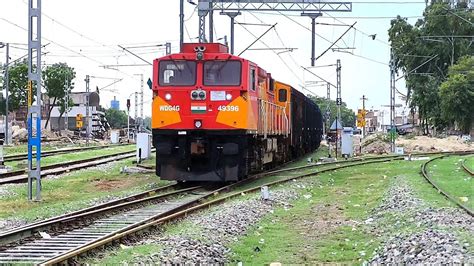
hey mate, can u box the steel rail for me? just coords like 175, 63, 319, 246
0, 185, 203, 248
461, 157, 474, 176
39, 151, 474, 264
0, 150, 139, 185
1, 150, 472, 264
421, 154, 473, 216
0, 183, 179, 240
3, 144, 130, 162
40, 156, 406, 265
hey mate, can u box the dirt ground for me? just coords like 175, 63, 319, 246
361, 134, 472, 154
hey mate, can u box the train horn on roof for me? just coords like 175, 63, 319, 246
194, 46, 206, 52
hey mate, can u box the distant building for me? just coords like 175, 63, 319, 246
48, 92, 110, 138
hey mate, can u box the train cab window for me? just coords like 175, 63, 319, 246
278, 89, 288, 102
269, 79, 274, 92
250, 68, 256, 91
203, 61, 241, 86
159, 60, 196, 86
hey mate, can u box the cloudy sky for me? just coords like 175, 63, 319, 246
0, 0, 427, 117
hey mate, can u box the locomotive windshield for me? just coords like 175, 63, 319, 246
203, 60, 241, 86
159, 60, 196, 86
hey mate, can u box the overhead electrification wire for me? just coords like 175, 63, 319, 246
273, 11, 390, 66
236, 20, 305, 87
246, 12, 334, 97
0, 17, 136, 79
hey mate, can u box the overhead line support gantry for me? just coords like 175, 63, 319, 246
195, 0, 352, 63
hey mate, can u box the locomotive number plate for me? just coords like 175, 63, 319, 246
218, 105, 239, 112
160, 105, 180, 111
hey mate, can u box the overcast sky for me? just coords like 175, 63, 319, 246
0, 0, 427, 118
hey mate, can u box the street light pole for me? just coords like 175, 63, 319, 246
3, 43, 9, 145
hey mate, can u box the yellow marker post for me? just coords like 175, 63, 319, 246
27, 80, 33, 107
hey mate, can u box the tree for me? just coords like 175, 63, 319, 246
105, 108, 128, 129
439, 56, 474, 133
309, 95, 355, 127
43, 62, 75, 129
7, 60, 35, 112
388, 2, 473, 133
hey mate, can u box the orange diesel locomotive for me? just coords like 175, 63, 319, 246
152, 43, 322, 182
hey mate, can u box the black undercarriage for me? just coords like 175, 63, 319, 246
152, 129, 304, 182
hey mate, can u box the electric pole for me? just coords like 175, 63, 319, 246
360, 95, 368, 138
1, 42, 10, 145
85, 75, 90, 146
139, 74, 144, 119
27, 0, 42, 201
336, 59, 342, 159
180, 0, 184, 51
326, 82, 331, 158
220, 11, 241, 54
390, 49, 396, 153
301, 13, 322, 66
64, 75, 69, 131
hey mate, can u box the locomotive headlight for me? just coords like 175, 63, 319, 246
191, 91, 198, 99
226, 93, 232, 101
194, 120, 202, 128
165, 93, 172, 101
198, 91, 206, 99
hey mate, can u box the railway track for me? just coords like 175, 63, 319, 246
0, 183, 214, 264
461, 157, 474, 176
0, 150, 472, 264
0, 150, 137, 185
0, 154, 409, 265
3, 144, 129, 162
421, 153, 474, 217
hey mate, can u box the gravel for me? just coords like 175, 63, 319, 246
371, 229, 472, 264
0, 219, 28, 233
125, 185, 301, 265
368, 177, 474, 264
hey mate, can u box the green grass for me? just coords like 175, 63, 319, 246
230, 160, 415, 264
425, 155, 473, 211
83, 153, 472, 264
0, 155, 169, 222
4, 143, 102, 155
5, 145, 134, 171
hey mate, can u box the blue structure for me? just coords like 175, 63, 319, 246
111, 96, 120, 110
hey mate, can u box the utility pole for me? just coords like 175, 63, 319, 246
134, 91, 138, 122
220, 12, 241, 54
27, 0, 42, 201
64, 75, 69, 131
326, 82, 331, 158
126, 98, 131, 142
138, 74, 144, 119
389, 49, 396, 153
360, 95, 368, 138
180, 0, 184, 51
2, 43, 10, 145
85, 75, 90, 146
336, 59, 342, 159
301, 13, 322, 66
209, 8, 214, 43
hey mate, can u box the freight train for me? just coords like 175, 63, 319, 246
151, 43, 323, 182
